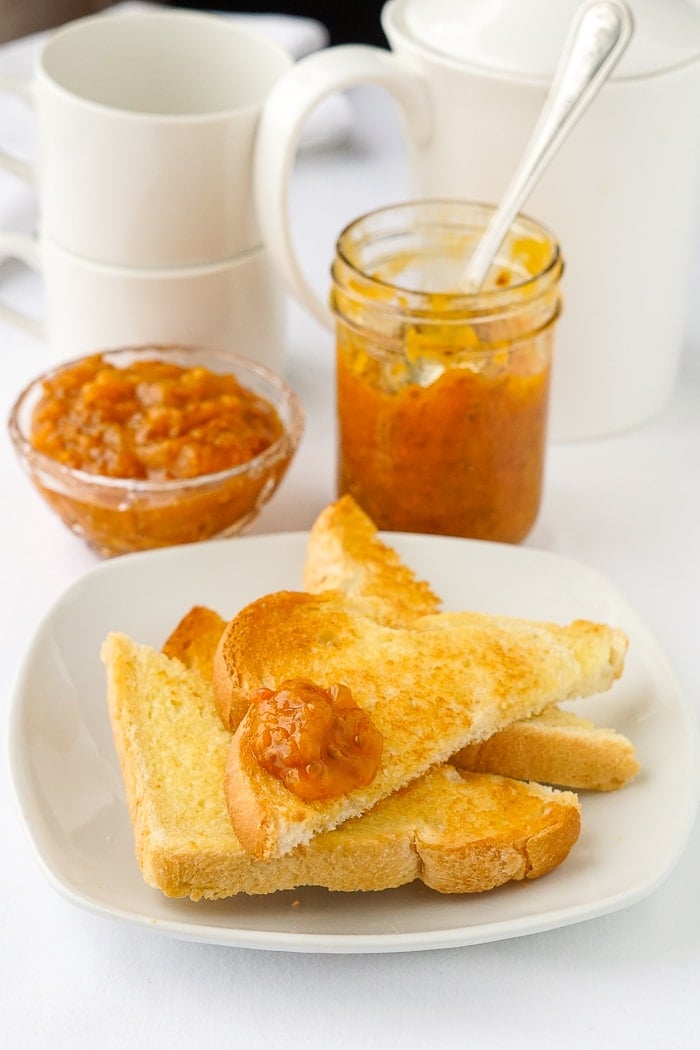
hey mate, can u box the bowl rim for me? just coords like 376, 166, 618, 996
7, 344, 305, 494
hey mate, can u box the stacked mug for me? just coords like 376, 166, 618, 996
0, 9, 292, 371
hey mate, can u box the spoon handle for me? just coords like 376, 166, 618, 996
461, 0, 634, 292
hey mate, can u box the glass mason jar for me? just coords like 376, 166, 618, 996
330, 200, 564, 543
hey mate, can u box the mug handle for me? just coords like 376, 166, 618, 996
0, 231, 45, 337
254, 44, 432, 329
0, 75, 36, 184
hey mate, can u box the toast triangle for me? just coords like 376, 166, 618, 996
219, 590, 627, 859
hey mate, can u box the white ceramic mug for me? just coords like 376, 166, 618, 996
0, 9, 292, 268
254, 0, 700, 440
0, 231, 285, 373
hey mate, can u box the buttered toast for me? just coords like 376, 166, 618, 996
303, 496, 639, 792
302, 494, 441, 620
102, 631, 581, 899
168, 601, 638, 794
217, 590, 627, 859
453, 708, 638, 792
162, 604, 228, 681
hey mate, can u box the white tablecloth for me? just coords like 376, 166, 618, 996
1, 11, 699, 1050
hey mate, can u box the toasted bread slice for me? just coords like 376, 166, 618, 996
170, 599, 639, 794
453, 707, 639, 792
303, 496, 639, 792
102, 631, 580, 899
162, 605, 227, 682
218, 590, 626, 859
302, 494, 441, 620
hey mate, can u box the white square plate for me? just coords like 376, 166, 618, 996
9, 533, 700, 953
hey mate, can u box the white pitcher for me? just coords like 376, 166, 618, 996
255, 0, 700, 441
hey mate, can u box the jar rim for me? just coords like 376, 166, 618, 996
333, 198, 563, 316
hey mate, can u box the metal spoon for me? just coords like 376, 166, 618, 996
460, 0, 634, 292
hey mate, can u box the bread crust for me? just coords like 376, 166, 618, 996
453, 707, 640, 791
412, 773, 581, 891
163, 605, 226, 681
212, 629, 238, 729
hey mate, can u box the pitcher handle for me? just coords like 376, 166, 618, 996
254, 44, 432, 329
0, 75, 36, 184
0, 231, 44, 338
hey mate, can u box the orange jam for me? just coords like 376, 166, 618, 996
20, 350, 299, 557
330, 201, 564, 543
336, 329, 551, 543
249, 679, 383, 802
29, 354, 283, 480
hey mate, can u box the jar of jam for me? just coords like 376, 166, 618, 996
330, 200, 564, 543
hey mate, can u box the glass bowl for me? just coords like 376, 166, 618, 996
8, 344, 305, 557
